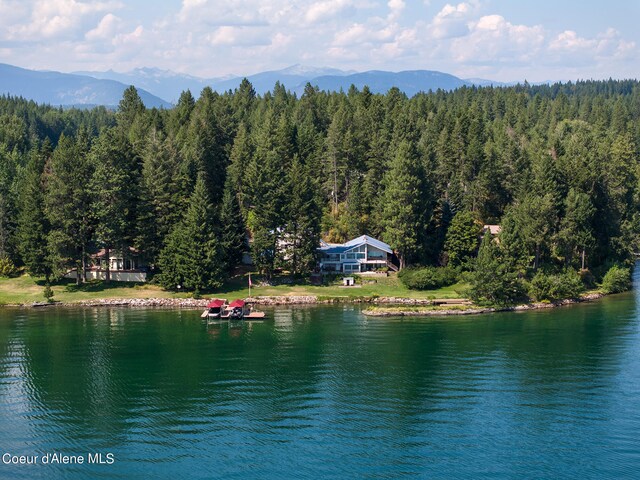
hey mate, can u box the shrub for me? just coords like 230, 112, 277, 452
399, 266, 459, 290
601, 265, 632, 294
528, 270, 585, 302
43, 284, 54, 303
0, 256, 16, 277
579, 269, 596, 289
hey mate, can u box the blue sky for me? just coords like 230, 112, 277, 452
0, 0, 637, 81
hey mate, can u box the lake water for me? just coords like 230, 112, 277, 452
1, 286, 640, 478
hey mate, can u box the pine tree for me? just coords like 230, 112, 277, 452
16, 142, 51, 278
246, 110, 290, 277
117, 86, 146, 134
168, 90, 196, 139
158, 173, 224, 291
136, 131, 186, 264
284, 157, 321, 274
183, 87, 229, 206
90, 128, 138, 282
444, 210, 480, 267
381, 140, 428, 269
44, 134, 93, 282
503, 193, 556, 270
220, 176, 246, 274
233, 78, 256, 125
0, 144, 18, 261
226, 122, 253, 215
558, 188, 595, 269
468, 233, 524, 306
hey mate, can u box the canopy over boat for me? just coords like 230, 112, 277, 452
229, 299, 245, 308
207, 299, 226, 308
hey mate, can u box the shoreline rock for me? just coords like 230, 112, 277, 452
4, 291, 607, 313
362, 292, 607, 317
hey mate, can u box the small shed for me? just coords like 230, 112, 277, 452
483, 225, 502, 235
343, 277, 355, 287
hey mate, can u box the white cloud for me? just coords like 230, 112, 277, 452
5, 0, 121, 40
387, 0, 405, 21
550, 28, 635, 59
427, 2, 475, 39
450, 15, 545, 65
549, 30, 594, 53
85, 13, 121, 41
545, 28, 637, 68
305, 0, 355, 24
207, 26, 271, 47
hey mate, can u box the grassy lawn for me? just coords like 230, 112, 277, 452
212, 273, 466, 300
0, 272, 467, 305
0, 275, 180, 305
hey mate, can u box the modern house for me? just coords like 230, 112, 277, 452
318, 235, 397, 273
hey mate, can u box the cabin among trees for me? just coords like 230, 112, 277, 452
65, 247, 147, 282
318, 235, 397, 273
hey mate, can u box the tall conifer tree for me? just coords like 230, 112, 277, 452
381, 140, 428, 269
90, 128, 138, 281
45, 134, 93, 282
16, 142, 51, 278
158, 173, 223, 291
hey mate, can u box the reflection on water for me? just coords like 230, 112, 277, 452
0, 291, 639, 479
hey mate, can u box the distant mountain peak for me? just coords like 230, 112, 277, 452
0, 63, 171, 108
278, 64, 352, 77
1, 62, 542, 109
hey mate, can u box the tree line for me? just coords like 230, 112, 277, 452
0, 79, 638, 294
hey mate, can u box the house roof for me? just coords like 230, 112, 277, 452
318, 235, 393, 254
483, 225, 502, 235
91, 246, 140, 258
344, 235, 392, 254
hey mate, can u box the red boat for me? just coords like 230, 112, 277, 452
200, 299, 227, 319
202, 299, 265, 321
221, 299, 266, 320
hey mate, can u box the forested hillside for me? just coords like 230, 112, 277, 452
0, 79, 639, 299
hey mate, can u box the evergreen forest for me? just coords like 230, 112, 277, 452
0, 78, 639, 302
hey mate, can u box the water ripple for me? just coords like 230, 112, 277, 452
0, 297, 639, 479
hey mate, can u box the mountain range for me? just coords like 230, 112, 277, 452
0, 63, 171, 109
0, 62, 516, 108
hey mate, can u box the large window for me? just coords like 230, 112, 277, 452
367, 247, 385, 259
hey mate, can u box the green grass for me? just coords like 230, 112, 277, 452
214, 273, 466, 300
364, 304, 479, 314
0, 275, 179, 305
0, 272, 467, 305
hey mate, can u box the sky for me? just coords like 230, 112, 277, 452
0, 0, 638, 82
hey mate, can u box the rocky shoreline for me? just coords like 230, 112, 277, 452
10, 292, 606, 314
16, 295, 448, 308
23, 295, 348, 308
361, 292, 606, 317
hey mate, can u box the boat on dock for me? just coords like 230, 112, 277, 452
202, 299, 266, 323
201, 299, 228, 319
